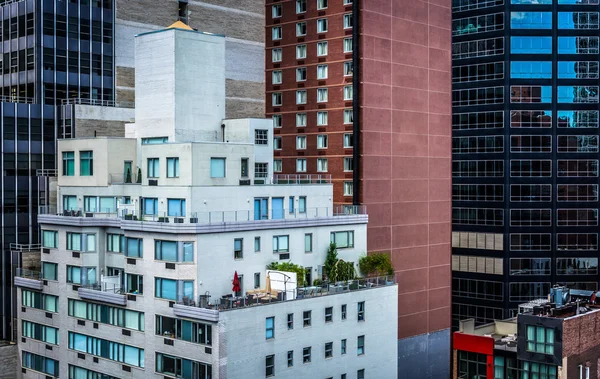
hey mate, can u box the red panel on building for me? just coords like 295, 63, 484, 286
453, 333, 494, 355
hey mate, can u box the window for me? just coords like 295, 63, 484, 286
317, 65, 328, 79
344, 37, 353, 53
510, 61, 552, 79
296, 68, 307, 82
303, 310, 311, 327
344, 0, 353, 3
147, 158, 159, 178
297, 159, 307, 172
266, 317, 275, 339
344, 182, 354, 196
325, 342, 333, 358
155, 277, 193, 301
272, 26, 282, 40
166, 157, 179, 178
79, 151, 93, 176
143, 198, 158, 215
67, 265, 97, 285
297, 135, 307, 149
453, 37, 505, 59
344, 13, 353, 28
341, 304, 347, 320
273, 235, 289, 252
510, 282, 551, 302
296, 113, 307, 127
254, 237, 261, 252
210, 158, 226, 178
325, 307, 333, 322
344, 85, 353, 101
317, 158, 328, 172
125, 273, 143, 294
558, 86, 599, 103
272, 48, 282, 62
272, 4, 282, 18
272, 70, 282, 85
317, 41, 328, 56
62, 151, 74, 176
341, 339, 347, 354
297, 90, 307, 104
299, 196, 307, 213
344, 134, 353, 148
167, 199, 186, 217
42, 230, 57, 248
296, 22, 307, 36
272, 114, 282, 128
70, 299, 145, 331
289, 197, 295, 214
357, 370, 365, 379
344, 61, 353, 76
557, 258, 598, 275
454, 86, 505, 105
511, 85, 551, 103
317, 135, 328, 148
255, 162, 268, 178
287, 350, 293, 367
305, 234, 313, 253
296, 0, 306, 13
274, 137, 282, 150
22, 290, 58, 312
272, 92, 282, 106
317, 111, 328, 125
274, 160, 282, 172
303, 347, 311, 363
297, 44, 307, 59
526, 326, 555, 354
266, 355, 275, 377
155, 353, 211, 378
558, 184, 598, 202
331, 231, 354, 248
287, 313, 294, 329
558, 135, 599, 153
22, 352, 59, 377
357, 335, 365, 355
559, 36, 599, 54
317, 18, 328, 32
357, 301, 365, 321
318, 0, 328, 9
67, 233, 96, 252
255, 129, 268, 145
559, 12, 599, 29
155, 240, 193, 262
510, 135, 552, 153
125, 237, 143, 258
317, 88, 328, 102
558, 110, 598, 128
558, 61, 599, 79
68, 366, 119, 379
234, 238, 243, 259
68, 332, 144, 367
344, 157, 354, 172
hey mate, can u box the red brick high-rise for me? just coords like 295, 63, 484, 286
265, 0, 452, 376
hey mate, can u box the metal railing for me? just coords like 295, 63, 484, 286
15, 268, 42, 280
272, 174, 331, 185
36, 169, 58, 177
178, 275, 396, 312
61, 98, 135, 109
0, 0, 28, 8
39, 205, 368, 224
109, 173, 141, 184
10, 243, 41, 252
0, 94, 34, 104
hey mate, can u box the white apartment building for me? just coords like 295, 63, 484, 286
14, 23, 398, 379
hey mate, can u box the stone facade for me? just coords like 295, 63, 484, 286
0, 343, 17, 379
562, 310, 600, 378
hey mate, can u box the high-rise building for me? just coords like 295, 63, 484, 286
14, 24, 398, 379
264, 0, 453, 377
0, 0, 265, 341
451, 1, 600, 328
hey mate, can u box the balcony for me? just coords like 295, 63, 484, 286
173, 275, 396, 321
109, 172, 142, 185
39, 205, 367, 227
14, 269, 43, 291
61, 98, 135, 109
77, 274, 126, 306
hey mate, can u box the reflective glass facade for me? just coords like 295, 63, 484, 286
452, 0, 600, 328
0, 0, 113, 340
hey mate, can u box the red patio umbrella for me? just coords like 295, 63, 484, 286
232, 271, 241, 293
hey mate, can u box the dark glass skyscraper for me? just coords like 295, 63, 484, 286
452, 0, 600, 328
0, 0, 113, 339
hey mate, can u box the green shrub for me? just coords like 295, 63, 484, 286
267, 261, 307, 287
358, 252, 394, 277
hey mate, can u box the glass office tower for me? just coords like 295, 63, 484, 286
452, 0, 600, 327
0, 0, 113, 339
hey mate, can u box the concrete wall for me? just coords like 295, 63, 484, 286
115, 0, 265, 119
397, 328, 451, 379
0, 343, 17, 379
221, 285, 398, 379
73, 105, 135, 138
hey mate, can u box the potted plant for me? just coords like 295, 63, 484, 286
136, 168, 142, 184
125, 168, 132, 183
